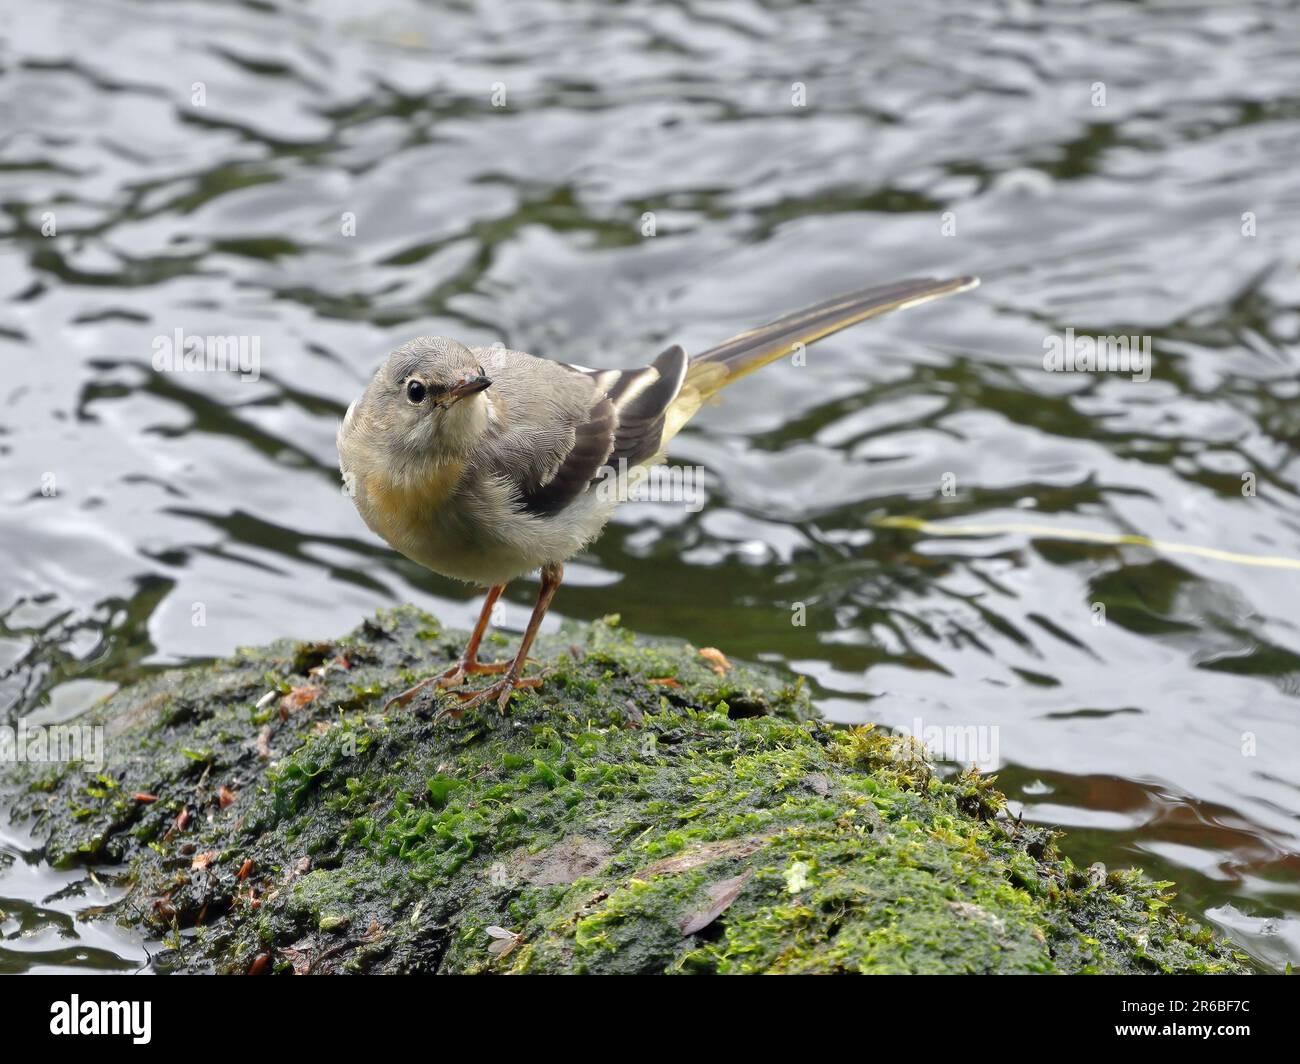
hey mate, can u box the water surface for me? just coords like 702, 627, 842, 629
2, 0, 1299, 972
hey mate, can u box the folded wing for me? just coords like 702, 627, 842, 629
486, 275, 976, 517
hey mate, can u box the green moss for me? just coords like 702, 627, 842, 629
2, 607, 1251, 975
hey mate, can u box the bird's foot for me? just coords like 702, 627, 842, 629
383, 675, 442, 712
435, 657, 509, 690
452, 673, 543, 715
384, 657, 512, 711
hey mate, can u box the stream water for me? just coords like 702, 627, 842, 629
2, 0, 1298, 972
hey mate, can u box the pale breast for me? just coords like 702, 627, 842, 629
356, 462, 465, 565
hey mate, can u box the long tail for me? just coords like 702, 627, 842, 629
661, 275, 978, 443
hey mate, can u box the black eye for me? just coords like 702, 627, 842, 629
406, 379, 426, 404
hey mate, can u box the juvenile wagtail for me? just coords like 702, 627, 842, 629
338, 275, 978, 713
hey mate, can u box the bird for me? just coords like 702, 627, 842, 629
338, 275, 978, 714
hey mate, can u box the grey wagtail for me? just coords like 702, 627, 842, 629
338, 275, 978, 714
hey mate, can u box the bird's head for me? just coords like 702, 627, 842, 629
349, 337, 495, 470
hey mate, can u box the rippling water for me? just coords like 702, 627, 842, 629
2, 0, 1299, 973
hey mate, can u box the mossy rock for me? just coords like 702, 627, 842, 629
3, 607, 1251, 974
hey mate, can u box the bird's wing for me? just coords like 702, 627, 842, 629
571, 344, 688, 470
471, 277, 975, 516
471, 344, 688, 517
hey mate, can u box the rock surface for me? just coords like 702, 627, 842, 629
4, 607, 1250, 974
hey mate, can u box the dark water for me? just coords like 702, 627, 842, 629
2, 0, 1299, 973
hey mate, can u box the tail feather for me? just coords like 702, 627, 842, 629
661, 275, 978, 444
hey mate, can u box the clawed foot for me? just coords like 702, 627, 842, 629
388, 564, 562, 718
435, 657, 509, 690
384, 675, 440, 712
385, 665, 543, 717
447, 674, 542, 716
384, 657, 510, 711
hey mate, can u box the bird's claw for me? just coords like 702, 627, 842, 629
453, 674, 543, 714
435, 657, 509, 689
384, 657, 512, 711
383, 676, 439, 712
387, 657, 544, 718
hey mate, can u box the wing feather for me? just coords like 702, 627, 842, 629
515, 394, 617, 516
511, 345, 687, 516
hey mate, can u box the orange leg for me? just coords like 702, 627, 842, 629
453, 562, 563, 715
436, 584, 509, 688
384, 585, 508, 710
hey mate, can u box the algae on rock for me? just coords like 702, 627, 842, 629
4, 607, 1250, 974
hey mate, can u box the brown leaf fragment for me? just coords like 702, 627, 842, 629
698, 646, 731, 675
679, 869, 754, 936
218, 784, 237, 808
647, 677, 680, 688
132, 792, 158, 803
255, 725, 273, 759
191, 851, 218, 871
279, 683, 325, 719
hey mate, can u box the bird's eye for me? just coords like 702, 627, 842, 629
406, 379, 427, 404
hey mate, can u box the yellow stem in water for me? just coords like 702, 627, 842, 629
874, 516, 1300, 571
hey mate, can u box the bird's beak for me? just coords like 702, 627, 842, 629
447, 374, 492, 402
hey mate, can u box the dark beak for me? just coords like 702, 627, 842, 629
447, 374, 492, 401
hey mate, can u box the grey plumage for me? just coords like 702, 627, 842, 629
337, 274, 978, 712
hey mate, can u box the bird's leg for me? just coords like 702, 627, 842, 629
454, 562, 563, 715
384, 585, 508, 711
436, 584, 509, 688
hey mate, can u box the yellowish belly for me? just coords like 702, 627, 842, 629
359, 461, 464, 555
